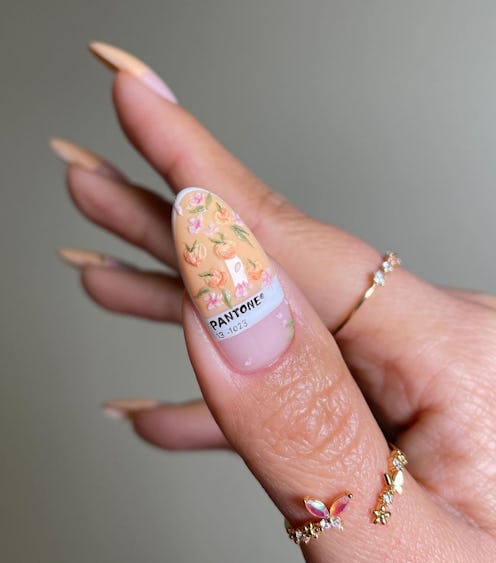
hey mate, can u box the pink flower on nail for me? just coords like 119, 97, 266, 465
235, 281, 250, 298
233, 213, 244, 226
261, 269, 272, 286
204, 223, 219, 235
187, 192, 206, 208
204, 292, 223, 310
188, 216, 203, 234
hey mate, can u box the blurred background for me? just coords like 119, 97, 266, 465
2, 1, 495, 561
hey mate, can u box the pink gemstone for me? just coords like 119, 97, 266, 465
304, 499, 329, 519
330, 494, 351, 516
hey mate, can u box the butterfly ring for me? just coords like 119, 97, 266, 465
285, 493, 353, 544
371, 446, 408, 525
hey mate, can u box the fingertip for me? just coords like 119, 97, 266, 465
131, 401, 230, 451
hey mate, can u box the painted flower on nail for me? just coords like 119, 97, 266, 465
235, 281, 250, 298
187, 191, 206, 208
183, 240, 207, 267
262, 269, 272, 286
210, 233, 237, 259
233, 212, 244, 226
204, 292, 223, 310
205, 223, 219, 235
247, 259, 264, 280
215, 203, 231, 223
188, 216, 203, 234
200, 268, 228, 288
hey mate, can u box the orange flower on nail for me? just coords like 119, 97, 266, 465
200, 268, 228, 288
183, 240, 207, 267
247, 259, 264, 280
214, 203, 231, 224
210, 233, 237, 259
215, 240, 236, 259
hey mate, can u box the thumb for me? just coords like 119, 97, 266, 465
173, 188, 481, 561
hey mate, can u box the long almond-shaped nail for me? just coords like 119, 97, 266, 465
172, 188, 294, 372
58, 248, 131, 270
88, 41, 177, 103
103, 399, 160, 420
50, 137, 125, 180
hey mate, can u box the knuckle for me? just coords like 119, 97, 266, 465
253, 352, 361, 466
249, 187, 299, 236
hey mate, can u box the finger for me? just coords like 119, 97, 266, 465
51, 137, 177, 267
88, 46, 496, 519
50, 137, 128, 182
79, 263, 183, 323
66, 163, 177, 268
172, 188, 484, 560
103, 399, 229, 450
110, 68, 287, 228
442, 286, 496, 309
182, 266, 481, 561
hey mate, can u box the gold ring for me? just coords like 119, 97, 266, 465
371, 446, 408, 525
285, 493, 353, 544
332, 251, 402, 336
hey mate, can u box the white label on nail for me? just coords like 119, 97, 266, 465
205, 276, 284, 341
224, 256, 248, 286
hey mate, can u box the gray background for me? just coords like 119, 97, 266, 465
2, 1, 495, 562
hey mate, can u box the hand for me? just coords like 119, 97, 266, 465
55, 43, 496, 561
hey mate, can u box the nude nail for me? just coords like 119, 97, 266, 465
58, 248, 131, 270
50, 138, 125, 180
103, 399, 160, 420
172, 188, 294, 373
88, 41, 178, 103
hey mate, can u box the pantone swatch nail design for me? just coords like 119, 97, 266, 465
173, 188, 294, 372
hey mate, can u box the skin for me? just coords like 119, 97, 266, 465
63, 71, 496, 561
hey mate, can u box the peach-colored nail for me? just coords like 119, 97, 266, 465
172, 188, 294, 373
88, 41, 178, 103
49, 137, 125, 180
102, 399, 160, 420
58, 248, 131, 270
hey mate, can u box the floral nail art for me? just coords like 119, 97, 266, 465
173, 187, 294, 370
174, 189, 276, 319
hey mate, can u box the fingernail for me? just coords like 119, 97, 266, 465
49, 137, 125, 181
88, 41, 178, 103
103, 399, 160, 420
172, 188, 294, 373
58, 248, 132, 270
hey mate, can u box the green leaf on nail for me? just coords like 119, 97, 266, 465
222, 289, 232, 308
231, 225, 253, 246
189, 205, 207, 214
195, 287, 210, 298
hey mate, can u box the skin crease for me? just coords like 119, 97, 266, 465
181, 274, 492, 562
59, 69, 496, 560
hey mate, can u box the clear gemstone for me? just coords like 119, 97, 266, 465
382, 261, 393, 272
295, 530, 303, 540
320, 518, 331, 529
374, 270, 386, 285
382, 492, 393, 504
330, 516, 342, 529
388, 253, 401, 266
393, 457, 403, 470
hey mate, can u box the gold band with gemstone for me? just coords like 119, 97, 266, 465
332, 251, 402, 336
371, 447, 408, 525
285, 493, 353, 545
